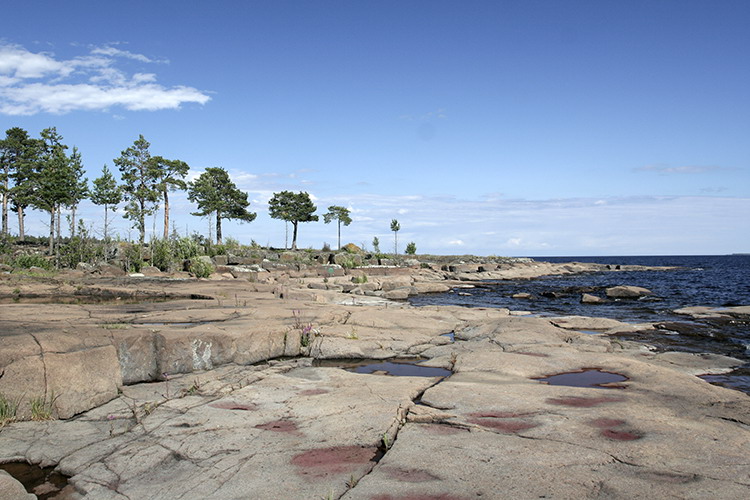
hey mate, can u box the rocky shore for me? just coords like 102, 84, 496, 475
1, 259, 748, 499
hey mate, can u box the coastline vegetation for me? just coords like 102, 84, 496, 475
0, 126, 421, 272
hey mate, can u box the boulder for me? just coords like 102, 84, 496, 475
581, 293, 607, 304
384, 286, 418, 300
606, 285, 653, 298
0, 471, 34, 500
140, 265, 162, 277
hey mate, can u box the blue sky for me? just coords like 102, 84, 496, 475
1, 0, 748, 255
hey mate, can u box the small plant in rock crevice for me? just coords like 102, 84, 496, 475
30, 392, 59, 421
292, 309, 320, 348
0, 393, 21, 427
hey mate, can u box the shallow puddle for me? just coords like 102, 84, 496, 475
535, 369, 628, 389
314, 359, 452, 378
0, 462, 71, 500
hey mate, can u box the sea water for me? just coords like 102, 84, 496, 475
410, 255, 750, 393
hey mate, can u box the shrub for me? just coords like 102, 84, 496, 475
121, 244, 144, 272
189, 258, 214, 278
12, 253, 52, 270
405, 242, 417, 255
322, 242, 331, 252
172, 237, 200, 261
150, 238, 174, 272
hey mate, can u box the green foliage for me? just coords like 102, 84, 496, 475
58, 222, 103, 268
30, 392, 57, 421
172, 236, 200, 261
150, 236, 201, 272
353, 274, 368, 284
390, 219, 400, 254
372, 236, 380, 254
12, 253, 52, 270
268, 191, 318, 250
121, 243, 144, 272
0, 392, 20, 426
188, 258, 215, 278
114, 135, 159, 245
210, 244, 228, 257
323, 205, 352, 250
405, 241, 417, 255
150, 238, 174, 272
188, 167, 256, 244
91, 164, 122, 241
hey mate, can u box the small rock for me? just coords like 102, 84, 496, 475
581, 293, 607, 304
512, 293, 534, 300
605, 285, 653, 298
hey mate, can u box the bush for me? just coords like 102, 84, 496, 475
58, 224, 103, 268
12, 253, 52, 270
121, 244, 144, 272
405, 242, 417, 255
172, 237, 200, 261
150, 238, 174, 272
189, 258, 215, 278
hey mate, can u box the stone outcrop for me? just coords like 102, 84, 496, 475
1, 262, 748, 499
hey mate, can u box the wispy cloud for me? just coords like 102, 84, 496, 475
634, 164, 729, 175
0, 43, 209, 115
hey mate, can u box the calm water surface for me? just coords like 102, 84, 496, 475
411, 255, 750, 393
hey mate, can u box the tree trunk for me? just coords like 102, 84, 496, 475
216, 212, 223, 245
71, 205, 77, 237
163, 190, 170, 240
17, 207, 25, 241
1, 172, 7, 236
55, 206, 61, 242
49, 208, 55, 255
103, 204, 109, 263
394, 232, 398, 255
291, 221, 299, 250
337, 220, 341, 250
138, 199, 146, 245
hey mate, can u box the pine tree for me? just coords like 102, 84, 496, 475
150, 156, 189, 240
187, 167, 256, 244
91, 165, 123, 241
114, 135, 158, 245
323, 205, 352, 250
268, 191, 319, 250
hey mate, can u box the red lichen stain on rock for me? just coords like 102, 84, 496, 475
255, 419, 299, 433
291, 446, 376, 478
384, 467, 440, 483
467, 417, 538, 433
515, 352, 550, 357
209, 401, 257, 411
589, 418, 627, 428
601, 429, 642, 441
299, 388, 329, 396
546, 396, 625, 408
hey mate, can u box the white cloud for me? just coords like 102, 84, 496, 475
448, 239, 464, 246
0, 42, 209, 115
